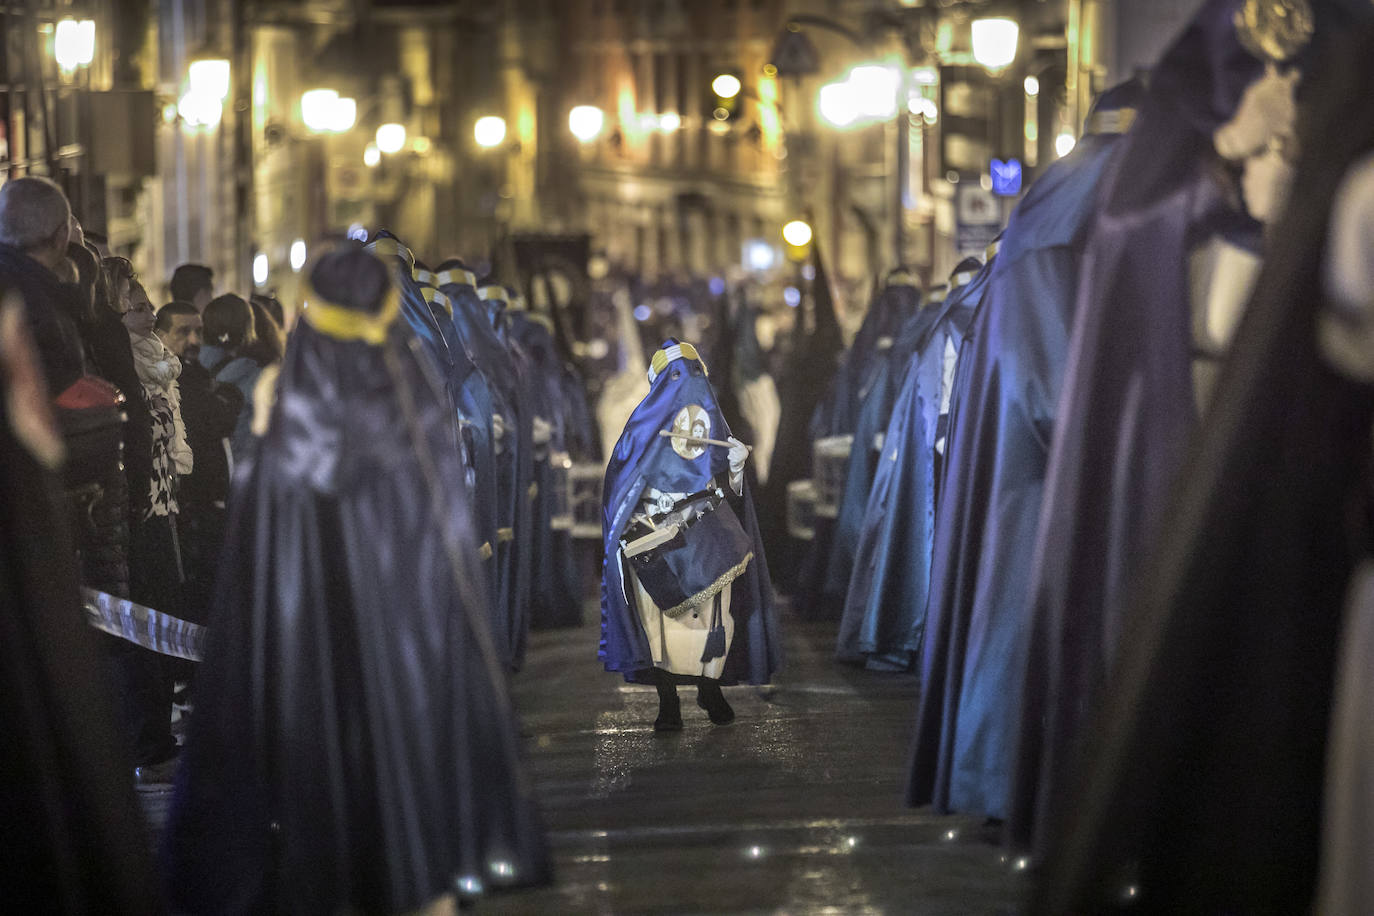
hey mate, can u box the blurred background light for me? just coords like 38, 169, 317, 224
1023, 75, 1040, 97
189, 59, 231, 101
376, 122, 407, 154
659, 112, 682, 132
972, 18, 1019, 71
818, 80, 859, 128
55, 19, 95, 71
474, 115, 507, 149
252, 253, 268, 286
290, 239, 307, 272
783, 286, 801, 308
569, 105, 605, 142
363, 143, 381, 167
782, 219, 813, 247
1056, 130, 1077, 157
848, 65, 900, 120
711, 73, 742, 100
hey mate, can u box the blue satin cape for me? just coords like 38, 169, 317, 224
836, 270, 988, 671
599, 346, 781, 685
904, 97, 1134, 822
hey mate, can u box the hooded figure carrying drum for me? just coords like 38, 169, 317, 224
600, 339, 781, 730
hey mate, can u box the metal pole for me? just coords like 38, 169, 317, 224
894, 86, 909, 268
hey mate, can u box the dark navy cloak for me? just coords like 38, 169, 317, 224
836, 269, 988, 672
1033, 15, 1374, 914
439, 270, 529, 665
902, 87, 1138, 823
599, 345, 781, 685
822, 280, 923, 600
1015, 0, 1266, 846
164, 311, 550, 913
508, 308, 584, 630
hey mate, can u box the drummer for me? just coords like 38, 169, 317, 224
599, 340, 782, 730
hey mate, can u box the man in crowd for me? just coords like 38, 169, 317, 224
155, 301, 242, 626
0, 176, 85, 393
169, 263, 214, 314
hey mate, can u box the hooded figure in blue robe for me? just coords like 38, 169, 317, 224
1031, 8, 1374, 913
437, 261, 528, 662
477, 282, 538, 670
825, 264, 981, 604
600, 340, 781, 730
507, 296, 586, 630
164, 244, 550, 914
765, 245, 844, 600
900, 82, 1142, 827
835, 261, 989, 672
411, 263, 502, 628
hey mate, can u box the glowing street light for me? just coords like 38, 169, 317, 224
54, 18, 95, 71
290, 239, 307, 272
1055, 130, 1077, 158
782, 219, 813, 247
1023, 75, 1040, 97
569, 105, 606, 142
189, 59, 231, 101
972, 17, 1019, 71
712, 73, 742, 100
178, 91, 222, 129
474, 115, 507, 149
252, 253, 269, 287
819, 80, 860, 128
363, 143, 381, 167
376, 122, 407, 154
301, 89, 356, 133
848, 65, 900, 120
659, 112, 682, 132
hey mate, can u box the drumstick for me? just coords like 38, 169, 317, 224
658, 430, 753, 451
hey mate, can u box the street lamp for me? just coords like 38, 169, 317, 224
290, 239, 307, 272
54, 18, 95, 72
253, 253, 269, 286
569, 105, 605, 142
848, 65, 900, 120
782, 219, 813, 247
972, 17, 1019, 71
711, 73, 742, 100
189, 59, 231, 101
818, 80, 860, 129
1055, 130, 1076, 158
474, 115, 507, 149
363, 143, 381, 167
1023, 75, 1040, 97
301, 89, 357, 133
376, 122, 407, 154
659, 112, 682, 132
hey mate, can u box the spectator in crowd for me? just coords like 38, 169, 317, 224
120, 277, 189, 776
200, 293, 261, 460
242, 294, 285, 368
170, 263, 214, 314
0, 176, 85, 393
251, 291, 285, 329
155, 300, 242, 625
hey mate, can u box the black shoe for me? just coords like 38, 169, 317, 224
654, 693, 683, 732
696, 683, 735, 725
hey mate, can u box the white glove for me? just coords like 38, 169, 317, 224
728, 436, 748, 477
1214, 65, 1299, 162
532, 416, 553, 446
491, 413, 506, 441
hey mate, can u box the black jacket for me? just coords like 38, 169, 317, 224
177, 359, 243, 508
0, 244, 85, 396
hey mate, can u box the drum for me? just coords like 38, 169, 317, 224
549, 450, 574, 531
568, 462, 604, 539
786, 479, 818, 541
812, 434, 853, 518
622, 490, 754, 619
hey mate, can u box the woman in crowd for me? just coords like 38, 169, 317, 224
199, 293, 261, 461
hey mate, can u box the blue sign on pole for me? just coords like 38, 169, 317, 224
991, 158, 1023, 197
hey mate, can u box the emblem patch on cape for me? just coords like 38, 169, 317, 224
669, 404, 710, 460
